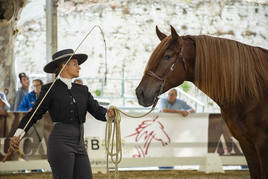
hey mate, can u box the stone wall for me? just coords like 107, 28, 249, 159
13, 0, 268, 108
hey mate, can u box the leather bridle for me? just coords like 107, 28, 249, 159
145, 51, 185, 95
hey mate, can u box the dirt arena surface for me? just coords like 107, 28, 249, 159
0, 170, 250, 179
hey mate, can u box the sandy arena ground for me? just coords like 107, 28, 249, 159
0, 170, 250, 179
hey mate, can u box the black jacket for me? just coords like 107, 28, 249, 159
18, 79, 107, 132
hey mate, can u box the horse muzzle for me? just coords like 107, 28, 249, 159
136, 86, 158, 107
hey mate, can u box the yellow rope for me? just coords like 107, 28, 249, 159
2, 147, 23, 162
105, 104, 156, 179
14, 149, 23, 161
105, 106, 122, 179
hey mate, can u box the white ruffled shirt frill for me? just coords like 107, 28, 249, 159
59, 76, 72, 89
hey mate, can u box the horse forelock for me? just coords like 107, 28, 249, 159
144, 36, 173, 74
194, 35, 268, 104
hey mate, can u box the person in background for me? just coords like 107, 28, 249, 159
18, 79, 43, 112
4, 88, 9, 96
159, 88, 195, 117
0, 91, 10, 115
3, 88, 12, 110
14, 73, 29, 111
74, 78, 83, 85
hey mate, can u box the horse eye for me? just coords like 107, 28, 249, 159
164, 55, 171, 60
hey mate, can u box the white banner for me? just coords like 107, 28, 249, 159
85, 113, 209, 160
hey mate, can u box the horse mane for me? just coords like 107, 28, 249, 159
144, 36, 173, 73
193, 35, 268, 104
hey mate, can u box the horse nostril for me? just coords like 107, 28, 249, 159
136, 88, 143, 99
140, 90, 144, 99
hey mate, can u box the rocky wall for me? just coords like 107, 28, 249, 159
14, 0, 268, 107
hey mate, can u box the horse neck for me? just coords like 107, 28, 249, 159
193, 35, 268, 106
181, 36, 196, 82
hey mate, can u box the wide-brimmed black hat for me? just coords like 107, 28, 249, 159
43, 49, 88, 73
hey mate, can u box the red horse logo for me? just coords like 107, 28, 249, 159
125, 116, 171, 158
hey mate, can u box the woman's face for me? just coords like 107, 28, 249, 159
62, 59, 81, 79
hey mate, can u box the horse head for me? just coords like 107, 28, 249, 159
134, 117, 171, 146
136, 25, 196, 107
150, 117, 171, 146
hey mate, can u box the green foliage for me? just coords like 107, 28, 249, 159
180, 82, 191, 92
95, 89, 101, 96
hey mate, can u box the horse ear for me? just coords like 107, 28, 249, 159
156, 26, 167, 41
170, 25, 179, 40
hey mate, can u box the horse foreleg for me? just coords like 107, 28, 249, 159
239, 140, 261, 179
221, 111, 261, 179
255, 134, 268, 179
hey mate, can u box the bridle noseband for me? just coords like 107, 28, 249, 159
146, 70, 165, 82
145, 51, 185, 103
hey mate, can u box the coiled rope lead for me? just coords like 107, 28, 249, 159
105, 99, 158, 179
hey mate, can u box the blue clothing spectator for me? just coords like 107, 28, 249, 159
18, 91, 37, 111
159, 89, 195, 117
159, 98, 193, 112
14, 73, 29, 111
18, 79, 43, 112
14, 88, 28, 111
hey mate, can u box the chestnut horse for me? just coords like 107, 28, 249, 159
136, 25, 268, 179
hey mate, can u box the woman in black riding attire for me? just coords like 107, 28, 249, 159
9, 49, 115, 179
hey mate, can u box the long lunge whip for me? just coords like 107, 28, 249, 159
2, 25, 107, 163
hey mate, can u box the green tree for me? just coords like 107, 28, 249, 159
180, 81, 191, 92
